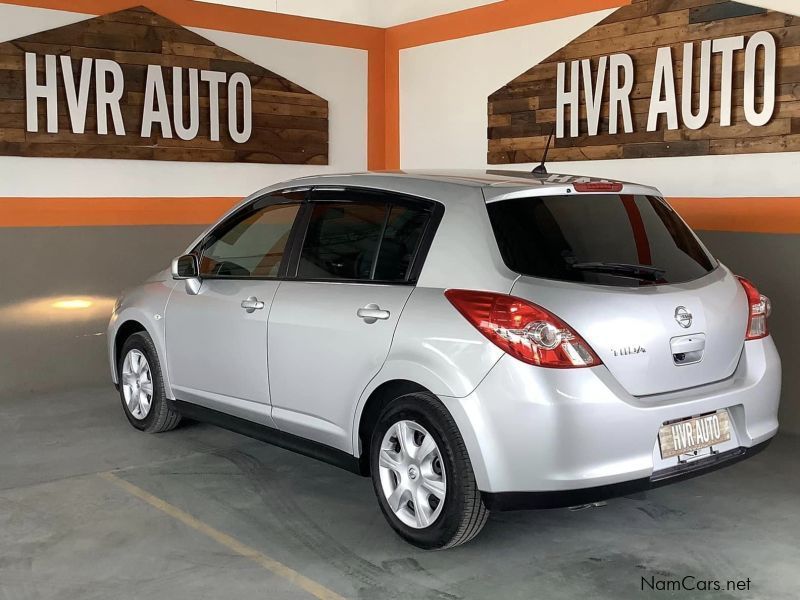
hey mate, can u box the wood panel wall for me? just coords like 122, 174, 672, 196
488, 0, 800, 164
0, 6, 329, 164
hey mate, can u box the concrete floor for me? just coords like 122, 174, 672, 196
1, 388, 798, 600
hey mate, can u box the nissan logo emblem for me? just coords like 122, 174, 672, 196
675, 306, 693, 329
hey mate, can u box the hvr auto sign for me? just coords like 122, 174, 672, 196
556, 32, 777, 138
24, 53, 253, 143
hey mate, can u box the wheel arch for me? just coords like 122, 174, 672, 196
353, 365, 492, 489
110, 314, 166, 389
114, 320, 148, 371
356, 379, 429, 475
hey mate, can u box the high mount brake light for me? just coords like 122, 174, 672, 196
444, 289, 601, 368
573, 182, 623, 193
736, 276, 771, 340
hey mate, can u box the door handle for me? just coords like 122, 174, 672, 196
357, 304, 390, 324
241, 297, 265, 313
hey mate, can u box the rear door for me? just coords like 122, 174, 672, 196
267, 188, 436, 451
487, 192, 747, 397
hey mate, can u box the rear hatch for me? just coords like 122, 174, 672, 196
486, 190, 748, 397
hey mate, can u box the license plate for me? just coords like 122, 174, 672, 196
658, 410, 731, 459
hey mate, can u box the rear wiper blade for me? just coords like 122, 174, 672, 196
569, 262, 666, 281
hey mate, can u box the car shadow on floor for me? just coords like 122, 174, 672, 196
2, 390, 797, 600
112, 426, 799, 600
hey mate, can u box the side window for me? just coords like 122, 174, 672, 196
200, 203, 300, 278
298, 202, 386, 281
374, 204, 430, 281
296, 199, 432, 283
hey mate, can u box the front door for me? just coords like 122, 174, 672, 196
268, 190, 434, 451
165, 198, 301, 424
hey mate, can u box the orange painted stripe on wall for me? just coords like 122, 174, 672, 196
383, 44, 401, 170
1, 196, 798, 232
0, 197, 240, 227
368, 35, 388, 171
669, 198, 800, 235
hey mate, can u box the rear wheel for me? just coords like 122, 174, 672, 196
117, 332, 181, 433
370, 392, 488, 549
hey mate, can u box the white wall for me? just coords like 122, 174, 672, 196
400, 11, 610, 165
399, 3, 800, 198
738, 0, 800, 11
0, 4, 368, 198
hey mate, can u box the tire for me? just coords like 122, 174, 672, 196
117, 331, 181, 433
369, 392, 488, 549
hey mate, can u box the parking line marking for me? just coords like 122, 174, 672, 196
100, 471, 347, 600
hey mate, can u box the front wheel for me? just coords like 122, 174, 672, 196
370, 392, 488, 549
117, 331, 181, 433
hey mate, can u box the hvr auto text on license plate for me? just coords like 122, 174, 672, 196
658, 410, 732, 459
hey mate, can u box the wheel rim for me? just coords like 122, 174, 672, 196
121, 349, 154, 420
378, 420, 447, 529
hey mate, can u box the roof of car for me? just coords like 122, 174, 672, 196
293, 169, 637, 187
301, 170, 526, 187
255, 170, 663, 206
382, 169, 636, 187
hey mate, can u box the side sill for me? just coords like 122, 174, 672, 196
482, 438, 773, 512
171, 400, 365, 476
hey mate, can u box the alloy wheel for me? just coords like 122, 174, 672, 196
121, 349, 154, 420
378, 420, 447, 529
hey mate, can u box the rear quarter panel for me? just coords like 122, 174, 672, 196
350, 286, 506, 454
416, 187, 517, 290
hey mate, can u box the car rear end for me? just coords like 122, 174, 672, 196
442, 177, 780, 508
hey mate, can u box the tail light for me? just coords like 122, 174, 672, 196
736, 276, 771, 340
444, 289, 601, 368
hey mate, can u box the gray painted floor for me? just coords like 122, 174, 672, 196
1, 388, 798, 600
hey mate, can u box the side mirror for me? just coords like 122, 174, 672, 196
171, 254, 201, 295
171, 254, 199, 279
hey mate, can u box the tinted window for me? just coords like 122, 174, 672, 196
200, 203, 299, 278
374, 205, 429, 281
487, 194, 716, 287
298, 202, 386, 280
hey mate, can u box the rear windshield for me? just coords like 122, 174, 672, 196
487, 194, 717, 287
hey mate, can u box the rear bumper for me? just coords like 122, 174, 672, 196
481, 438, 772, 511
439, 336, 781, 494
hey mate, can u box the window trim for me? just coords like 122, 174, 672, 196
283, 186, 444, 286
187, 185, 444, 285
195, 189, 308, 281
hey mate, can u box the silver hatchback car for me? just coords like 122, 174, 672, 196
108, 171, 780, 549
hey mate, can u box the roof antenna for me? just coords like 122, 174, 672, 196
532, 124, 555, 175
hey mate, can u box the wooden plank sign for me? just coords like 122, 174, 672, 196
0, 6, 329, 164
488, 0, 800, 164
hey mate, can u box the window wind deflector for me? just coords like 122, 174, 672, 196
569, 262, 667, 282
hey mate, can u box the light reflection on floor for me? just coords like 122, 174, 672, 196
0, 295, 116, 326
